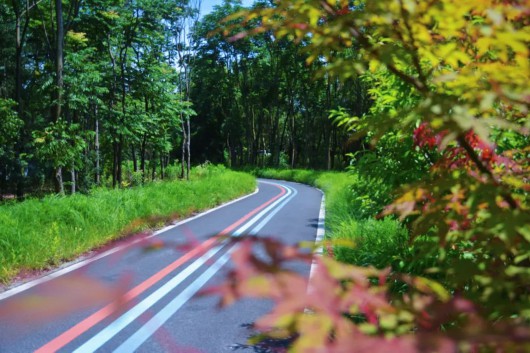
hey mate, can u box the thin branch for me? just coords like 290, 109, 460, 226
20, 0, 32, 48
397, 0, 428, 85
19, 0, 45, 17
318, 1, 428, 93
457, 134, 518, 209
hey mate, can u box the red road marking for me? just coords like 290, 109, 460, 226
35, 184, 286, 353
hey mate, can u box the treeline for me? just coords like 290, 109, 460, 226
0, 0, 372, 199
189, 0, 371, 169
0, 0, 199, 198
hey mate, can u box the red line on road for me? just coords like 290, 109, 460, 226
35, 184, 285, 353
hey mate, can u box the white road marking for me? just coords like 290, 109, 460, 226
308, 192, 326, 295
112, 183, 298, 353
72, 182, 295, 353
250, 185, 298, 235
233, 184, 293, 236
72, 244, 227, 353
113, 247, 234, 353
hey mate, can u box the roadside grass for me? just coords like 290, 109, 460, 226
0, 165, 255, 284
332, 217, 409, 268
251, 168, 411, 270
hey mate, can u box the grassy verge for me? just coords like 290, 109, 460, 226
251, 168, 410, 269
0, 165, 255, 284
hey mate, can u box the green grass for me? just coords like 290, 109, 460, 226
0, 165, 255, 284
251, 168, 410, 269
332, 217, 409, 268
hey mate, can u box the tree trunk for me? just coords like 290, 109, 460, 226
54, 0, 64, 122
132, 145, 138, 172
327, 128, 332, 170
112, 141, 118, 188
116, 47, 127, 188
51, 0, 65, 194
331, 128, 337, 169
95, 115, 100, 185
186, 117, 190, 180
278, 112, 288, 167
13, 9, 28, 199
15, 19, 23, 118
70, 162, 75, 194
55, 167, 64, 194
14, 22, 23, 198
180, 113, 186, 179
160, 156, 165, 180
117, 137, 122, 186
107, 35, 117, 187
140, 134, 146, 182
290, 114, 296, 168
151, 152, 157, 181
226, 134, 233, 168
290, 143, 296, 169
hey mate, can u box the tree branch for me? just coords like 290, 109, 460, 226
457, 134, 518, 209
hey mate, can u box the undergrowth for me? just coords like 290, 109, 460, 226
0, 165, 255, 284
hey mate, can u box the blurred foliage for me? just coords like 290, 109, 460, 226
219, 1, 530, 352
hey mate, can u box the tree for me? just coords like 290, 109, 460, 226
173, 0, 201, 180
0, 98, 23, 198
189, 0, 370, 169
0, 0, 197, 195
33, 119, 88, 195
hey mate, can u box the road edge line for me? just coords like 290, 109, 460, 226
307, 191, 325, 296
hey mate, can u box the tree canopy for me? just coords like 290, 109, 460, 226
0, 0, 199, 196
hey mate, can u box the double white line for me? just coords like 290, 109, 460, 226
74, 181, 297, 353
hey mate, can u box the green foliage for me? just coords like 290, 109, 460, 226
339, 132, 433, 218
63, 47, 107, 112
333, 217, 409, 270
222, 1, 530, 351
351, 133, 430, 187
0, 99, 23, 157
0, 0, 198, 195
0, 165, 255, 283
33, 119, 90, 169
189, 1, 370, 167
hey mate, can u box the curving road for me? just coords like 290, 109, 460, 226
0, 179, 324, 353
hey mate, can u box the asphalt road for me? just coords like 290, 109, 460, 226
0, 179, 323, 353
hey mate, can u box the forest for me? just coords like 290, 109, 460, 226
1, 0, 203, 197
0, 0, 367, 199
1, 0, 530, 352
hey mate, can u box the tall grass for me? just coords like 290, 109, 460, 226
0, 165, 255, 284
252, 168, 410, 269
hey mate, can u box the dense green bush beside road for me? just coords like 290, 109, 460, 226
0, 165, 255, 284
